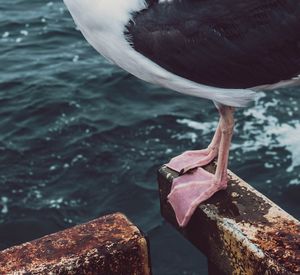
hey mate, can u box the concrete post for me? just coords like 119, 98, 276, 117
158, 164, 300, 275
0, 213, 151, 275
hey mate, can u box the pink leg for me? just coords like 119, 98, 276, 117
168, 106, 235, 227
166, 120, 221, 174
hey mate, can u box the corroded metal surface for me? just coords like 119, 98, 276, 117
0, 213, 151, 275
158, 164, 300, 275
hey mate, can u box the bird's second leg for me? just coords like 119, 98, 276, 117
166, 120, 221, 174
168, 105, 234, 227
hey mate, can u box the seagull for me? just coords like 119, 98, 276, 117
64, 0, 300, 227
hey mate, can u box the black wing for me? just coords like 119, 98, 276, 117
125, 0, 300, 89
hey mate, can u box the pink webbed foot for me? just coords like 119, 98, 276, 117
166, 148, 217, 174
166, 123, 221, 174
167, 105, 234, 227
167, 168, 227, 227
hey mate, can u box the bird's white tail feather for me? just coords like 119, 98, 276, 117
252, 74, 300, 91
158, 75, 257, 108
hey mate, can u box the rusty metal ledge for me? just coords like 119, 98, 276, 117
158, 164, 300, 275
0, 213, 151, 275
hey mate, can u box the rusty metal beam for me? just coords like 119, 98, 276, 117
158, 164, 300, 275
0, 213, 151, 275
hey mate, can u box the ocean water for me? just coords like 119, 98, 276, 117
0, 1, 299, 274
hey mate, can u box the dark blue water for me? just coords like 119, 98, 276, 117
0, 1, 299, 274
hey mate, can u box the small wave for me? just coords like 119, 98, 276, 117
2, 31, 10, 38
275, 123, 300, 172
177, 118, 217, 134
177, 92, 300, 172
0, 197, 8, 214
172, 132, 198, 143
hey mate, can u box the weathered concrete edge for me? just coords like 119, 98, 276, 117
0, 212, 152, 275
158, 164, 300, 275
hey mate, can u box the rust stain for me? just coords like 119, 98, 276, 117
255, 220, 300, 274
